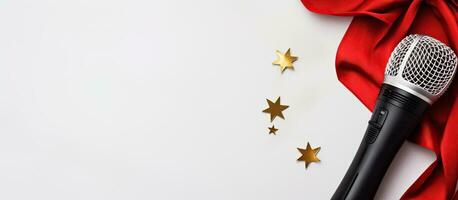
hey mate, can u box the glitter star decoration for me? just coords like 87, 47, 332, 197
272, 48, 298, 72
268, 125, 278, 135
297, 142, 321, 169
262, 97, 289, 122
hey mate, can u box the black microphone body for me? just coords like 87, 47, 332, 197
332, 84, 429, 200
330, 34, 457, 199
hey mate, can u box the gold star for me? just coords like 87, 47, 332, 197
262, 97, 289, 122
272, 48, 298, 72
297, 142, 321, 169
268, 125, 278, 135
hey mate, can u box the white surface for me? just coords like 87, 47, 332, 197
0, 0, 436, 199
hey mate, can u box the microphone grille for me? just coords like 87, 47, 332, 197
384, 34, 457, 103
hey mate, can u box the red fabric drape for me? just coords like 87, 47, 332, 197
300, 0, 458, 199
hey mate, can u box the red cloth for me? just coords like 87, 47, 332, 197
300, 0, 458, 199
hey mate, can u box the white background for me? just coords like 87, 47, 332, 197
0, 0, 436, 199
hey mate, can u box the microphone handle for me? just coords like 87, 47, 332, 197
332, 84, 429, 200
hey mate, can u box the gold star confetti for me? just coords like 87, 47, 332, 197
297, 142, 321, 169
268, 125, 278, 135
272, 48, 298, 72
262, 97, 289, 122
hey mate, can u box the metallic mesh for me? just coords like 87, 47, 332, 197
385, 35, 457, 96
385, 35, 416, 76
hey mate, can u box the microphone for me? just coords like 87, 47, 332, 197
331, 34, 457, 200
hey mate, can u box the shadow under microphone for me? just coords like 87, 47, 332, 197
332, 34, 458, 200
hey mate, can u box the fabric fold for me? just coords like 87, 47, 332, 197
300, 0, 458, 199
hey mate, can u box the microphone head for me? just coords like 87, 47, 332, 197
384, 34, 458, 104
